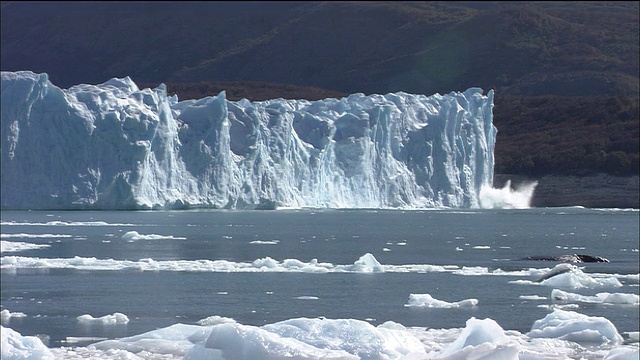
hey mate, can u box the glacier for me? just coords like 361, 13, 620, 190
1, 71, 496, 210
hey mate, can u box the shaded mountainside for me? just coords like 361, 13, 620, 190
1, 1, 639, 206
2, 1, 638, 97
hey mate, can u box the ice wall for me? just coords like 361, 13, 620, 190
1, 71, 496, 210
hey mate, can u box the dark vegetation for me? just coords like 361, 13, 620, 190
494, 95, 639, 177
2, 1, 638, 177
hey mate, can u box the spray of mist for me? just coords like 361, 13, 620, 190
479, 180, 539, 209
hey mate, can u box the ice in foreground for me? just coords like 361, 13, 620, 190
1, 71, 499, 210
2, 309, 638, 360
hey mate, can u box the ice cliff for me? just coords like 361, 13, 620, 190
1, 71, 496, 210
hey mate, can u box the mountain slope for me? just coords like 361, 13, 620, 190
2, 1, 637, 97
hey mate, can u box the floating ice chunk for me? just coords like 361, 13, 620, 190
121, 231, 186, 241
344, 253, 385, 273
1, 309, 27, 321
187, 321, 360, 360
438, 317, 518, 358
77, 312, 129, 324
282, 258, 331, 273
537, 303, 581, 311
527, 309, 623, 344
1, 241, 51, 253
405, 294, 478, 308
260, 318, 427, 359
185, 318, 426, 360
249, 240, 280, 245
251, 257, 280, 270
535, 263, 623, 289
552, 289, 640, 305
535, 263, 577, 282
600, 292, 640, 305
519, 295, 547, 300
1, 325, 54, 360
91, 323, 207, 357
1, 233, 72, 238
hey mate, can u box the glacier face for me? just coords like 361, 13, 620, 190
1, 71, 496, 210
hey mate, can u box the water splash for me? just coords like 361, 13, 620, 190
479, 180, 538, 209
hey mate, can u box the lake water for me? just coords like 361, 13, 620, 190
1, 207, 638, 358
